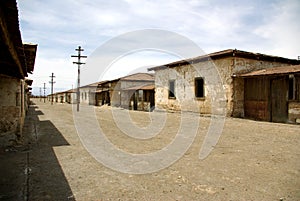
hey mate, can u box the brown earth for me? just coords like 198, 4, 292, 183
0, 98, 299, 201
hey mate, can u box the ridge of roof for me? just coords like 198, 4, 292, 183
148, 49, 300, 71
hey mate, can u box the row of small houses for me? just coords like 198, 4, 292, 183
49, 73, 155, 111
50, 49, 300, 124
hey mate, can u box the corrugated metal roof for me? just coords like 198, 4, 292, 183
148, 49, 300, 71
237, 65, 300, 77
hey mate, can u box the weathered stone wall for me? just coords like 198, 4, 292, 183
65, 92, 77, 104
79, 87, 97, 105
154, 57, 294, 116
154, 58, 231, 115
0, 74, 23, 145
288, 101, 300, 123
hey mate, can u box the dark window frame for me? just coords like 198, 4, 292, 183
195, 77, 205, 99
168, 80, 175, 99
289, 75, 296, 100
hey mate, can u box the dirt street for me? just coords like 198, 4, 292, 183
0, 99, 299, 201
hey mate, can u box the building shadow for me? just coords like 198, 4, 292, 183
0, 104, 76, 200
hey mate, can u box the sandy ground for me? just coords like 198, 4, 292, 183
0, 98, 299, 201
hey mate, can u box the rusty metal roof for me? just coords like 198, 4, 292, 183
148, 49, 300, 71
237, 65, 300, 77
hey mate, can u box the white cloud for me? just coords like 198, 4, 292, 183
254, 0, 300, 58
17, 0, 300, 95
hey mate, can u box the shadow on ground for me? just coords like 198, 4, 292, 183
0, 104, 75, 200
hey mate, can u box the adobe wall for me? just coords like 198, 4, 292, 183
154, 57, 294, 116
0, 74, 23, 146
288, 101, 300, 123
154, 58, 230, 115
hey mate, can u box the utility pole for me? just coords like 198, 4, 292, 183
39, 87, 42, 101
43, 83, 46, 103
49, 73, 55, 105
71, 46, 87, 112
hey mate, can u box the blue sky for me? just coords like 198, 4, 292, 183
17, 0, 300, 95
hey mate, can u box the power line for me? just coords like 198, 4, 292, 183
71, 46, 87, 112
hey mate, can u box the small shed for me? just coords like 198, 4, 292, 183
237, 65, 300, 123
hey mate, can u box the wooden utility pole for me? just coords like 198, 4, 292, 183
71, 46, 87, 112
43, 83, 46, 103
39, 87, 42, 101
49, 73, 55, 105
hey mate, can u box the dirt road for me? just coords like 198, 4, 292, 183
1, 99, 299, 200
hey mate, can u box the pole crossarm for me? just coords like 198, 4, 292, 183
73, 62, 86, 65
71, 46, 87, 112
49, 73, 55, 105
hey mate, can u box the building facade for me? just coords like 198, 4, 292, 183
96, 73, 155, 111
148, 49, 300, 120
0, 0, 37, 145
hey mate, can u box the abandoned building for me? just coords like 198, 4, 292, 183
236, 64, 300, 123
148, 49, 300, 123
96, 73, 155, 111
64, 88, 77, 104
0, 0, 37, 145
79, 82, 100, 105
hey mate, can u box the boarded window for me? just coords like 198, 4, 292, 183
195, 77, 204, 98
169, 80, 175, 98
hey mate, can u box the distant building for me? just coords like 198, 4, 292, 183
148, 49, 300, 123
96, 73, 155, 111
0, 0, 37, 145
79, 82, 99, 105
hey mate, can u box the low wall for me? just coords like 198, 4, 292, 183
288, 101, 300, 123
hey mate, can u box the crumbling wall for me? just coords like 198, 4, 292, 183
154, 58, 230, 115
154, 57, 294, 117
288, 101, 300, 123
0, 74, 23, 145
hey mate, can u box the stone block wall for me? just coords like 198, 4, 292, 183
0, 74, 23, 145
153, 57, 295, 117
288, 101, 300, 123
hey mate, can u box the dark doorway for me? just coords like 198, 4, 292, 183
149, 91, 155, 110
271, 77, 288, 123
133, 91, 138, 110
